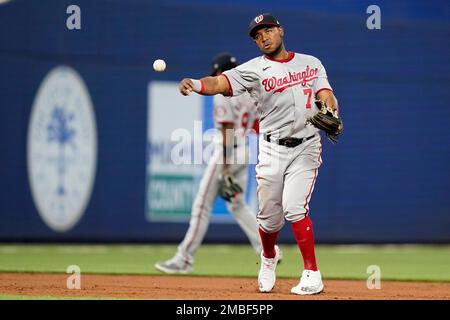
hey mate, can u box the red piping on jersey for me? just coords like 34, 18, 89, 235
252, 119, 260, 134
220, 74, 233, 96
315, 88, 333, 96
304, 139, 322, 216
184, 163, 218, 264
264, 51, 295, 63
304, 169, 318, 216
199, 79, 205, 94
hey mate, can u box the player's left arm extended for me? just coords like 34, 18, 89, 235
317, 89, 339, 113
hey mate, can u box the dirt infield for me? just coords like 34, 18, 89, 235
1, 273, 449, 300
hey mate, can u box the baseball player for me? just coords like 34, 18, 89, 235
155, 53, 273, 274
178, 14, 339, 295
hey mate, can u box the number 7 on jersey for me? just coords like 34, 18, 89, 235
303, 88, 312, 109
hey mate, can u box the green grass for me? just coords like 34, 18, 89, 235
0, 244, 449, 282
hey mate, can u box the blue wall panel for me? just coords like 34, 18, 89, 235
0, 0, 449, 242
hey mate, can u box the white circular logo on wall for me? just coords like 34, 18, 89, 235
27, 66, 97, 232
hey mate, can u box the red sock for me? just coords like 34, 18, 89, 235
258, 228, 280, 258
291, 216, 318, 271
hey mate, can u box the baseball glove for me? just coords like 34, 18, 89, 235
307, 100, 343, 144
218, 173, 243, 202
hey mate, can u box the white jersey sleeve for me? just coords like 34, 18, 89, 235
313, 59, 332, 94
222, 59, 260, 96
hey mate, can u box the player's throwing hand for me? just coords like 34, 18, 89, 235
179, 78, 194, 96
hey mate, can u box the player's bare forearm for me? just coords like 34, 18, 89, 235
317, 89, 339, 113
179, 75, 230, 96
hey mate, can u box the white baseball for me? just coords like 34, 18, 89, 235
153, 59, 166, 72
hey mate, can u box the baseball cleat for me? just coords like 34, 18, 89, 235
154, 258, 193, 274
291, 270, 324, 295
258, 245, 281, 293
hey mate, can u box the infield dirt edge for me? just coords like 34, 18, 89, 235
1, 273, 449, 300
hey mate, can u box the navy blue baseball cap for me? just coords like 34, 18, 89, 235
210, 52, 237, 76
248, 13, 281, 38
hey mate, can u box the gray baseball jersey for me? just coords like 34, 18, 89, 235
213, 91, 258, 146
222, 51, 331, 232
223, 52, 332, 140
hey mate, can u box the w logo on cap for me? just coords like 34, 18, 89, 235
254, 15, 264, 23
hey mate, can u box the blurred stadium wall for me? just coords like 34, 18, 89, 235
0, 0, 449, 243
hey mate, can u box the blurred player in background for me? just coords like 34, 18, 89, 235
155, 53, 281, 274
